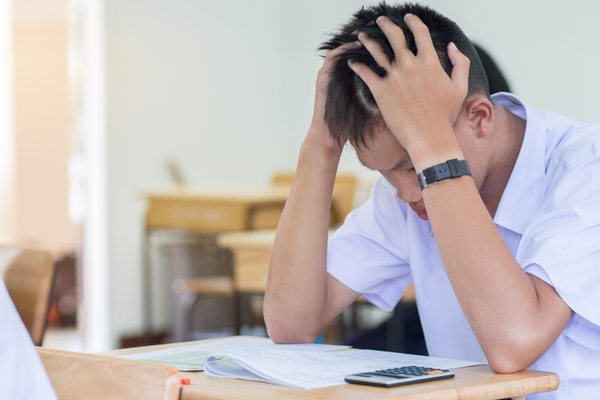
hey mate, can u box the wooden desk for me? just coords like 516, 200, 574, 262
141, 186, 355, 342
141, 188, 290, 340
216, 229, 277, 294
216, 229, 415, 300
102, 338, 559, 400
144, 188, 290, 233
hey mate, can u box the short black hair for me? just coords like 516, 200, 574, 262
319, 2, 490, 148
473, 43, 511, 94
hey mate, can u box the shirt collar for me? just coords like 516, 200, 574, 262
491, 92, 546, 235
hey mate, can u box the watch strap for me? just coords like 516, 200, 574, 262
417, 159, 471, 190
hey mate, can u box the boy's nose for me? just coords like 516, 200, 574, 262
394, 172, 422, 204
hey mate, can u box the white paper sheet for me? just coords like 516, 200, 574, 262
204, 347, 483, 389
118, 337, 351, 371
202, 356, 271, 383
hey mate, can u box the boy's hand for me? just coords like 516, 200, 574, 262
306, 42, 360, 154
349, 14, 470, 167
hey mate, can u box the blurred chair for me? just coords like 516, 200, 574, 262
37, 347, 181, 400
168, 237, 236, 342
0, 245, 55, 346
46, 253, 77, 327
271, 172, 357, 224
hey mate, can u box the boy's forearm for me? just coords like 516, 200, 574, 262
423, 174, 573, 372
263, 138, 341, 343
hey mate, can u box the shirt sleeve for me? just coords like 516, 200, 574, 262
327, 177, 412, 311
517, 132, 600, 334
525, 263, 600, 351
0, 279, 58, 400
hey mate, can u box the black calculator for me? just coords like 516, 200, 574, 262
344, 366, 455, 387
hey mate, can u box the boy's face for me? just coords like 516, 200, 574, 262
356, 125, 429, 220
355, 117, 483, 221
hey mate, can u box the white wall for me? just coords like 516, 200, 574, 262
422, 0, 600, 123
103, 0, 600, 348
104, 0, 372, 348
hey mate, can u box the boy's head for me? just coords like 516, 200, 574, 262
320, 2, 490, 148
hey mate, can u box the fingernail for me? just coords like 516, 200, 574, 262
358, 31, 366, 38
354, 40, 363, 47
376, 15, 386, 22
449, 42, 457, 50
404, 13, 413, 19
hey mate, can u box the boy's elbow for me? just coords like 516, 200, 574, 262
263, 304, 320, 344
265, 319, 297, 344
487, 356, 529, 374
485, 336, 540, 374
265, 320, 320, 344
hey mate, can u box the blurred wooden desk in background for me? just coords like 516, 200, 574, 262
141, 188, 289, 342
144, 188, 290, 233
144, 173, 358, 233
140, 175, 358, 343
217, 229, 415, 299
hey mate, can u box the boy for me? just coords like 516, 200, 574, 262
264, 3, 599, 399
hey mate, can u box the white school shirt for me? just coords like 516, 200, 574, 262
327, 93, 600, 400
0, 279, 57, 400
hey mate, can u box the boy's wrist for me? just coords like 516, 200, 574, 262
404, 127, 464, 173
302, 128, 344, 158
300, 139, 343, 167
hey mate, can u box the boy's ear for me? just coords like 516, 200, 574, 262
465, 98, 494, 139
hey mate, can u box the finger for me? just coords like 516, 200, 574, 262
318, 41, 362, 93
403, 14, 437, 60
348, 59, 380, 92
447, 42, 470, 90
357, 31, 391, 68
375, 16, 411, 59
325, 40, 362, 62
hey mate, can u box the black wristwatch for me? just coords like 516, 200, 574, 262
417, 159, 472, 191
